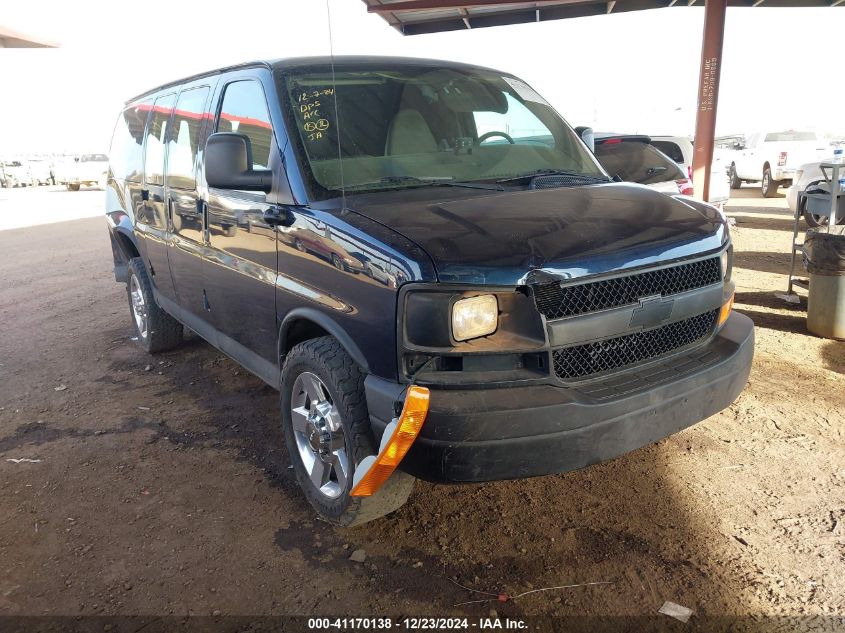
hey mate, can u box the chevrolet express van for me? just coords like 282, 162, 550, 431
106, 57, 754, 525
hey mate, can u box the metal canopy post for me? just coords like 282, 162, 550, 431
691, 0, 726, 203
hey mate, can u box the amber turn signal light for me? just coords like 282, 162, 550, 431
717, 292, 734, 327
350, 386, 430, 497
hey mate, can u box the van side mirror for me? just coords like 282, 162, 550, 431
575, 126, 595, 153
205, 133, 272, 193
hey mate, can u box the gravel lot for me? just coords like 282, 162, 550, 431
0, 185, 843, 622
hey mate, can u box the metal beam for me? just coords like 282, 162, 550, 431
692, 0, 727, 203
832, 0, 845, 6
752, 0, 764, 6
607, 0, 616, 12
367, 0, 591, 12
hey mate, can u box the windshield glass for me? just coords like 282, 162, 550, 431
279, 64, 605, 198
594, 141, 685, 185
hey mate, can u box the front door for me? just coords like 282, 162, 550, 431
203, 77, 279, 365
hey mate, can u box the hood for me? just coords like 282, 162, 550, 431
347, 183, 728, 286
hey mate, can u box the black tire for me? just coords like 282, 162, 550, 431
331, 253, 345, 271
294, 238, 306, 252
761, 167, 780, 198
803, 200, 826, 228
66, 183, 80, 191
729, 164, 742, 189
126, 258, 183, 353
280, 336, 414, 527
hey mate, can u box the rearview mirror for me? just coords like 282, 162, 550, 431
575, 126, 595, 153
205, 133, 272, 192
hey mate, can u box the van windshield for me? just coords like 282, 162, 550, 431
279, 64, 605, 199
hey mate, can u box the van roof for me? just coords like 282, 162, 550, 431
126, 55, 506, 104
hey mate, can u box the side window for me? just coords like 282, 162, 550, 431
217, 81, 274, 170
109, 100, 151, 183
473, 93, 553, 147
144, 93, 176, 186
167, 86, 210, 190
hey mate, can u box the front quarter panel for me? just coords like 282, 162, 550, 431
277, 205, 436, 381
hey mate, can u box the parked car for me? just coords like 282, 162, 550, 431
786, 160, 845, 227
66, 153, 109, 191
27, 158, 55, 186
52, 155, 78, 185
651, 135, 730, 207
106, 56, 753, 526
0, 160, 33, 188
727, 130, 829, 198
592, 134, 693, 195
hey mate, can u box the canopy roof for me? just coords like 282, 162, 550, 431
362, 0, 843, 35
0, 25, 59, 48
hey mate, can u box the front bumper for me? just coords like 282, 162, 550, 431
366, 312, 754, 483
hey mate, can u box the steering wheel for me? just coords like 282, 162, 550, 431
478, 131, 515, 145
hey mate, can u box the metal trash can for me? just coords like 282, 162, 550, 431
804, 226, 845, 340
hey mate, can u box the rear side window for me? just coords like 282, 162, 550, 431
144, 93, 176, 186
167, 87, 210, 190
217, 81, 273, 169
110, 101, 151, 183
652, 140, 685, 164
765, 131, 817, 142
594, 141, 685, 185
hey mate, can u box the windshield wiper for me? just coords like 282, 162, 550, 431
496, 169, 610, 185
345, 175, 502, 191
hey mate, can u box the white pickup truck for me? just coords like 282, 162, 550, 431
727, 131, 829, 198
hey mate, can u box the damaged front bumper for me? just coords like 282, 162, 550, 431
365, 312, 754, 483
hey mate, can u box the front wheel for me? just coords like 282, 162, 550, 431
280, 336, 414, 526
126, 258, 183, 353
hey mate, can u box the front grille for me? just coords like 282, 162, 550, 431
532, 257, 721, 320
552, 310, 718, 380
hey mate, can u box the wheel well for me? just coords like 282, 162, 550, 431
282, 319, 330, 356
116, 232, 140, 260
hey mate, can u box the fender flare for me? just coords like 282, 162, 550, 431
278, 308, 370, 373
113, 225, 140, 257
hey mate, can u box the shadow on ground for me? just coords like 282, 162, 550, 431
104, 333, 752, 617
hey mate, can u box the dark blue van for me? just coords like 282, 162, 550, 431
106, 56, 753, 525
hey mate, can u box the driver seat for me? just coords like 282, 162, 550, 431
385, 109, 437, 155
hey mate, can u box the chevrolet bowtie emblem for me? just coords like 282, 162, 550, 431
630, 296, 675, 328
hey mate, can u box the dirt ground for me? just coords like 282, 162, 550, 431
0, 185, 843, 624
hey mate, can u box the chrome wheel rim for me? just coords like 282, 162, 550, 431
290, 372, 349, 499
129, 275, 148, 339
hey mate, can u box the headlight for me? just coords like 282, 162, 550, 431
720, 249, 731, 282
451, 295, 498, 341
